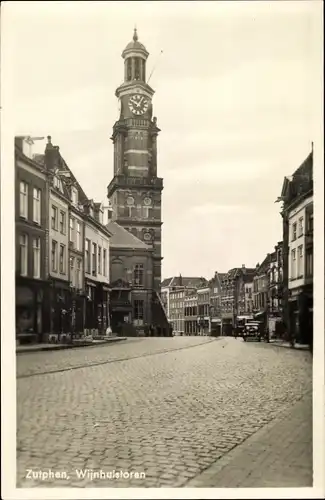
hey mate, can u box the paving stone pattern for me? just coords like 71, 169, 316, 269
16, 337, 312, 488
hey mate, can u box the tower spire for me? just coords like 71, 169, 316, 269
133, 26, 138, 42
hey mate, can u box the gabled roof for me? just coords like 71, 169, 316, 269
255, 254, 271, 275
160, 276, 206, 289
161, 277, 174, 287
106, 221, 150, 250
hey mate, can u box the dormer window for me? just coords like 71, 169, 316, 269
89, 205, 94, 217
53, 176, 63, 193
98, 210, 103, 224
71, 187, 78, 205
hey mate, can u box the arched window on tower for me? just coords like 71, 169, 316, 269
135, 58, 140, 80
127, 59, 132, 81
142, 60, 146, 82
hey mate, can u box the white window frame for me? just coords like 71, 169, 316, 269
297, 245, 304, 277
292, 222, 297, 241
32, 188, 41, 224
98, 246, 102, 275
51, 240, 58, 272
19, 234, 28, 276
103, 248, 107, 277
76, 259, 81, 289
51, 206, 58, 230
59, 244, 65, 274
91, 243, 97, 275
70, 256, 75, 287
85, 239, 91, 274
71, 187, 78, 205
19, 182, 28, 218
76, 221, 81, 250
32, 237, 41, 279
298, 217, 303, 237
291, 248, 296, 279
59, 210, 66, 234
69, 217, 74, 242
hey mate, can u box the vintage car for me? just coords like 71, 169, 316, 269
242, 321, 263, 341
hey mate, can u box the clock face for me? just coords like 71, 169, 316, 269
143, 197, 152, 206
128, 94, 149, 115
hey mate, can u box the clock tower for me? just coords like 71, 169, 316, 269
107, 29, 163, 291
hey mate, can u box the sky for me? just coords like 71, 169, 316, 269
4, 0, 322, 280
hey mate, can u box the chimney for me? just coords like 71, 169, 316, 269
44, 135, 59, 171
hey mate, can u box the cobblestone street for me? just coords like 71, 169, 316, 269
16, 337, 312, 488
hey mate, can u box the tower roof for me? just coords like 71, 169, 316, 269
122, 28, 149, 58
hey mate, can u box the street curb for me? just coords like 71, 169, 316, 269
16, 337, 127, 354
266, 341, 311, 352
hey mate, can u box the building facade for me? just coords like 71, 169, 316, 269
197, 286, 211, 335
107, 29, 163, 291
278, 147, 313, 347
15, 137, 49, 344
169, 287, 186, 335
221, 266, 255, 335
253, 255, 271, 331
209, 272, 224, 336
267, 242, 284, 338
83, 201, 111, 335
160, 276, 205, 322
184, 292, 198, 335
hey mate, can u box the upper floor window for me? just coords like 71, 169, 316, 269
53, 176, 63, 193
32, 237, 41, 279
69, 217, 74, 242
306, 249, 313, 277
19, 234, 28, 276
292, 222, 297, 241
297, 245, 304, 277
298, 217, 303, 237
51, 206, 58, 230
59, 244, 65, 274
51, 240, 58, 272
19, 181, 28, 218
103, 249, 107, 277
70, 256, 75, 287
306, 212, 313, 234
133, 264, 144, 286
91, 243, 97, 276
59, 210, 66, 234
98, 246, 102, 275
71, 187, 78, 205
76, 259, 82, 289
85, 239, 91, 274
76, 221, 81, 250
291, 248, 296, 279
33, 188, 41, 224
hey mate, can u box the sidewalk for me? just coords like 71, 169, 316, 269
268, 338, 310, 351
186, 392, 312, 488
16, 336, 127, 354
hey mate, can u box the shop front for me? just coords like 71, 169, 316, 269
16, 278, 49, 344
289, 285, 313, 346
211, 318, 222, 336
